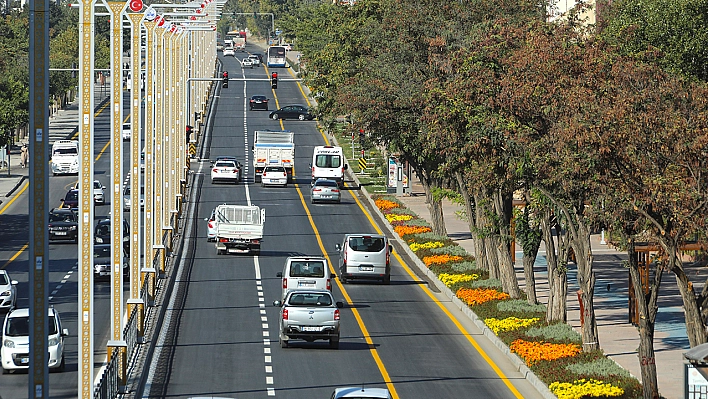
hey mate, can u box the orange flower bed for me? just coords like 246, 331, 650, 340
510, 339, 581, 366
423, 254, 463, 266
394, 225, 431, 237
375, 199, 401, 211
456, 288, 509, 305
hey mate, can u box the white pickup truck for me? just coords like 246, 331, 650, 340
273, 290, 343, 349
214, 204, 265, 255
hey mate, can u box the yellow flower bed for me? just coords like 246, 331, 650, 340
375, 199, 400, 211
423, 254, 463, 266
510, 339, 581, 366
456, 288, 510, 305
409, 241, 444, 252
549, 379, 624, 399
438, 273, 479, 287
385, 214, 414, 222
394, 225, 432, 237
484, 317, 539, 334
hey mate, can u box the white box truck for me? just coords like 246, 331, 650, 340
51, 140, 79, 176
214, 204, 266, 255
253, 130, 294, 183
311, 145, 347, 186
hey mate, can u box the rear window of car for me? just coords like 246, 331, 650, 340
288, 293, 332, 306
315, 180, 338, 188
265, 166, 284, 172
348, 237, 385, 252
289, 261, 325, 277
215, 161, 235, 168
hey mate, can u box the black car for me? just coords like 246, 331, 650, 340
48, 208, 78, 243
269, 105, 314, 121
60, 189, 79, 209
249, 95, 269, 111
93, 244, 129, 281
94, 218, 130, 253
212, 156, 243, 181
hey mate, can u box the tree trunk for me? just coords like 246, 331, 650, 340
475, 191, 499, 278
540, 211, 567, 323
419, 171, 447, 236
522, 244, 539, 304
456, 172, 486, 272
574, 220, 600, 352
492, 190, 520, 298
665, 242, 708, 347
520, 190, 541, 304
626, 238, 661, 399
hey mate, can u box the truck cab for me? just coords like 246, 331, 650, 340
51, 140, 79, 176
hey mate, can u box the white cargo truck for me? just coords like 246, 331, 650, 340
51, 140, 80, 176
214, 204, 266, 255
253, 130, 294, 183
311, 145, 347, 186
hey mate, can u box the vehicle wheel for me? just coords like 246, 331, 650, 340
329, 336, 340, 349
383, 274, 391, 285
216, 248, 223, 255
2, 367, 9, 374
261, 181, 265, 188
271, 113, 279, 120
283, 183, 287, 188
340, 275, 348, 284
298, 114, 306, 121
336, 198, 341, 204
280, 337, 288, 348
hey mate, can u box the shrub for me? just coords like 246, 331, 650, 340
450, 260, 478, 272
403, 218, 432, 227
431, 244, 470, 257
497, 299, 547, 314
526, 323, 582, 343
413, 232, 450, 242
470, 278, 502, 289
389, 207, 416, 216
564, 358, 631, 379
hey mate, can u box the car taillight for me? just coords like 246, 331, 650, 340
233, 169, 238, 173
326, 279, 331, 291
212, 168, 218, 173
262, 172, 266, 177
334, 309, 340, 321
219, 238, 228, 243
311, 167, 314, 176
283, 278, 287, 289
283, 308, 288, 320
313, 188, 321, 192
251, 239, 260, 244
208, 222, 214, 228
332, 189, 339, 193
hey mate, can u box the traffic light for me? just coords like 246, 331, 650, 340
271, 72, 278, 89
186, 125, 194, 142
222, 71, 229, 88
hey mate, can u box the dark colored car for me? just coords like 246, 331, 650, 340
93, 244, 129, 281
94, 218, 130, 253
269, 105, 314, 121
249, 95, 269, 111
48, 208, 78, 243
212, 156, 243, 182
60, 189, 79, 209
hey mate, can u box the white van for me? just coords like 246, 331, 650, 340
276, 256, 331, 300
51, 140, 79, 176
1, 307, 69, 373
311, 146, 347, 186
336, 234, 393, 284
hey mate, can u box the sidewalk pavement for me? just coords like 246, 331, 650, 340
382, 173, 694, 399
0, 81, 110, 201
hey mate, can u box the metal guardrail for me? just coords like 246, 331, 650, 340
93, 351, 119, 399
124, 304, 139, 359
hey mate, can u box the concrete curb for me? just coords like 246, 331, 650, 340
331, 135, 557, 398
5, 176, 27, 197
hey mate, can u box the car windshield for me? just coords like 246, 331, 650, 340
65, 191, 78, 201
348, 237, 385, 252
289, 261, 325, 278
49, 211, 75, 223
0, 273, 8, 285
95, 223, 110, 236
5, 316, 58, 336
316, 180, 338, 188
54, 147, 77, 155
93, 181, 102, 189
288, 293, 332, 307
315, 154, 341, 168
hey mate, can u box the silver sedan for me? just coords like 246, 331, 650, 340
311, 178, 341, 203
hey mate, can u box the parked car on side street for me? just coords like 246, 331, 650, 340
249, 95, 269, 111
311, 178, 341, 203
0, 270, 18, 313
269, 105, 314, 121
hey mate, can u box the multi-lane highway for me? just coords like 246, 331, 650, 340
0, 94, 137, 398
138, 47, 546, 399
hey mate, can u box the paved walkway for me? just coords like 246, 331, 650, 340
386, 174, 697, 399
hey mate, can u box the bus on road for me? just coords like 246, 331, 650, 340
267, 46, 287, 68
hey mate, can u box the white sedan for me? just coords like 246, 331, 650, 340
242, 58, 253, 68
73, 180, 106, 205
223, 47, 235, 57
0, 270, 18, 312
260, 165, 288, 187
211, 160, 240, 184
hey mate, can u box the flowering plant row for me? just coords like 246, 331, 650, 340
484, 317, 540, 335
374, 198, 401, 211
394, 225, 432, 237
438, 273, 479, 287
456, 287, 510, 306
423, 254, 463, 266
510, 339, 581, 365
409, 241, 444, 252
385, 214, 414, 222
549, 379, 625, 399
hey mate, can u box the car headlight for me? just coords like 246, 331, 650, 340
69, 226, 77, 231
95, 237, 103, 243
4, 339, 15, 348
0, 289, 10, 296
48, 337, 59, 346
